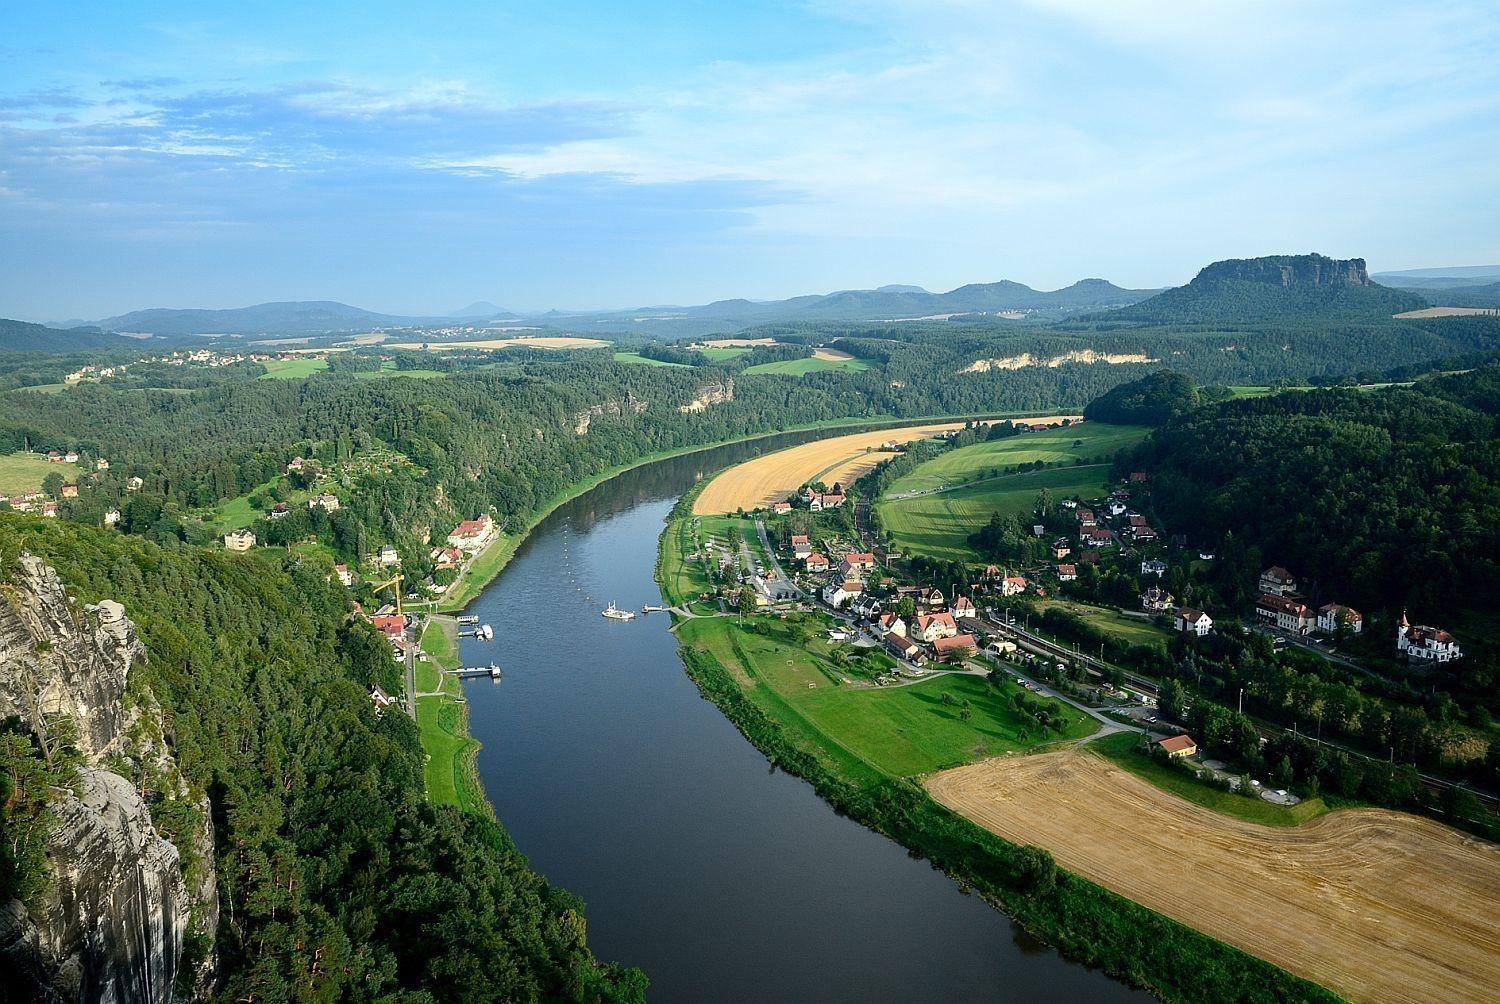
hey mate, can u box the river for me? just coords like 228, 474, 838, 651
458, 432, 1151, 1002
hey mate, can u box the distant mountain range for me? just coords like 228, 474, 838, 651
74, 279, 1158, 338
1370, 265, 1500, 308
0, 318, 144, 354
1107, 253, 1428, 324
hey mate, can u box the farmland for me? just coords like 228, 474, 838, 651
926, 748, 1500, 1004
613, 351, 690, 367
743, 347, 873, 376
260, 356, 329, 379
877, 465, 1116, 562
384, 335, 608, 350
692, 421, 971, 514
0, 452, 73, 495
882, 421, 1143, 496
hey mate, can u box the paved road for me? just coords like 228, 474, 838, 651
754, 518, 801, 601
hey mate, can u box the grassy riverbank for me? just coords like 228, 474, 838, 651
656, 498, 1336, 1003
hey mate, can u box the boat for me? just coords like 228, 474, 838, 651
641, 604, 668, 613
602, 602, 636, 621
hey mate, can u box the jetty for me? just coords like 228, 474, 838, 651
455, 663, 503, 679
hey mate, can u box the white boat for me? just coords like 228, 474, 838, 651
602, 602, 636, 621
642, 604, 668, 613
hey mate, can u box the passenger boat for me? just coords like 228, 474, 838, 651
602, 602, 636, 621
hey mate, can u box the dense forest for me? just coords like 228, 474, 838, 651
0, 517, 643, 1001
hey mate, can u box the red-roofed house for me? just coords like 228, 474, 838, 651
914, 612, 958, 643
448, 515, 496, 551
932, 633, 978, 663
805, 553, 830, 573
1156, 734, 1197, 758
1174, 608, 1213, 637
1397, 612, 1461, 662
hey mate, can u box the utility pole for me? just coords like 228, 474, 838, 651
1238, 687, 1243, 715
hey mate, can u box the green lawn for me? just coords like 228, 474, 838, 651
677, 614, 1096, 783
1226, 385, 1275, 399
614, 351, 690, 367
205, 475, 310, 533
260, 357, 330, 379
0, 452, 73, 495
742, 355, 873, 376
416, 618, 484, 813
1034, 598, 1172, 648
884, 423, 1148, 496
1088, 732, 1330, 827
877, 464, 1118, 562
658, 516, 714, 606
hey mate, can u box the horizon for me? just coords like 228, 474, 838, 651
3, 2, 1499, 320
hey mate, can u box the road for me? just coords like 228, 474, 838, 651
404, 626, 417, 718
754, 518, 801, 601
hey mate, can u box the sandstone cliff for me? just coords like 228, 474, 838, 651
0, 555, 216, 1003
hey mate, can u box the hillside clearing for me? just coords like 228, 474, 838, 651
0, 452, 73, 495
927, 749, 1500, 1004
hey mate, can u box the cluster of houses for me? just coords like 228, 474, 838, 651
1252, 566, 1365, 639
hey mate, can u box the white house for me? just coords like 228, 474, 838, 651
822, 579, 863, 607
1316, 603, 1364, 636
852, 595, 882, 619
1258, 566, 1297, 596
1397, 612, 1461, 662
1175, 607, 1213, 636
309, 492, 341, 512
223, 529, 256, 552
1140, 558, 1168, 577
447, 515, 496, 552
1141, 587, 1174, 612
1000, 575, 1028, 597
790, 534, 812, 560
1056, 563, 1077, 582
875, 612, 907, 638
378, 544, 400, 567
914, 612, 959, 643
950, 595, 977, 620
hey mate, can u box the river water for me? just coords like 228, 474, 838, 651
458, 432, 1150, 1002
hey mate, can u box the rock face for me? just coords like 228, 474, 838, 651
1195, 253, 1371, 287
0, 555, 215, 1003
679, 378, 734, 413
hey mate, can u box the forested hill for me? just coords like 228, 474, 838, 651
1129, 366, 1500, 622
96, 300, 440, 335
0, 516, 644, 1001
1103, 253, 1428, 324
0, 318, 142, 353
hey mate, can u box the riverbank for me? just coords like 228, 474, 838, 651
437, 409, 1063, 612
654, 493, 1337, 1003
420, 410, 1058, 810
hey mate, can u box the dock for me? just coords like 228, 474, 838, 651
455, 663, 503, 679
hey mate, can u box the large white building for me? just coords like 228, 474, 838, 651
1397, 612, 1461, 662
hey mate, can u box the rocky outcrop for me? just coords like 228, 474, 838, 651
0, 555, 215, 1003
1194, 253, 1371, 287
572, 391, 647, 434
679, 378, 734, 413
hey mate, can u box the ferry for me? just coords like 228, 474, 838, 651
602, 602, 636, 621
641, 604, 669, 613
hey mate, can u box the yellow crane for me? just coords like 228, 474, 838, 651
373, 572, 404, 617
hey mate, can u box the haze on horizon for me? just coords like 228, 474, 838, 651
2, 0, 1498, 321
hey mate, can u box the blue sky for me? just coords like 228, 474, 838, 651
2, 1, 1498, 319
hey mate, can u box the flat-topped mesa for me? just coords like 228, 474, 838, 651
1195, 253, 1371, 288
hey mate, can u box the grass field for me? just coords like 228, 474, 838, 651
676, 615, 1095, 782
698, 345, 752, 361
260, 357, 330, 379
355, 361, 446, 379
1033, 598, 1173, 648
692, 422, 971, 514
882, 422, 1147, 496
205, 476, 309, 532
927, 748, 1500, 1003
742, 349, 872, 376
614, 351, 690, 367
416, 618, 485, 813
0, 452, 72, 495
877, 464, 1116, 562
1087, 732, 1326, 825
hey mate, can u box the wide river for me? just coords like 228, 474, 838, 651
458, 431, 1151, 1002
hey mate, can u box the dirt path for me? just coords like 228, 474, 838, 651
926, 750, 1500, 1003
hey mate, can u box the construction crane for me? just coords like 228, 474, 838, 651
373, 573, 404, 617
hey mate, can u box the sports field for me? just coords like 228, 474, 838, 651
877, 464, 1114, 561
927, 749, 1500, 1004
677, 616, 1095, 782
692, 422, 969, 514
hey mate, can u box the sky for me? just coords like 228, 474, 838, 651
2, 0, 1498, 320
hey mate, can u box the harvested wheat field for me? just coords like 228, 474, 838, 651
811, 347, 856, 361
927, 749, 1500, 1003
693, 423, 964, 514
